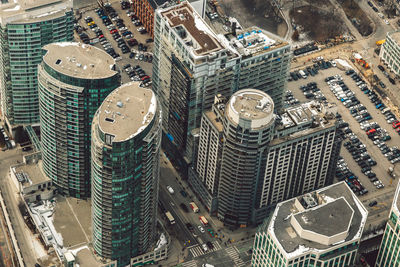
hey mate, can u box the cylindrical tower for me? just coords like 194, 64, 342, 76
91, 82, 161, 266
217, 89, 275, 227
38, 42, 120, 199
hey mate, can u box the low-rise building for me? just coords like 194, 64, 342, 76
380, 30, 400, 76
252, 182, 368, 267
10, 161, 54, 203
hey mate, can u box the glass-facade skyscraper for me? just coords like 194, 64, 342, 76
0, 0, 73, 132
38, 42, 120, 199
91, 82, 161, 266
376, 182, 400, 266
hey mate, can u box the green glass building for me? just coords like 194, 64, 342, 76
91, 82, 161, 266
376, 182, 400, 267
252, 182, 368, 267
0, 0, 73, 133
38, 42, 120, 199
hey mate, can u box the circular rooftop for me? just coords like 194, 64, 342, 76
225, 89, 274, 129
42, 42, 117, 80
97, 82, 157, 142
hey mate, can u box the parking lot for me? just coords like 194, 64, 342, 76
287, 61, 400, 216
74, 1, 153, 84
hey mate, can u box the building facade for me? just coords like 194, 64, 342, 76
152, 2, 291, 172
0, 0, 73, 134
380, 30, 400, 76
189, 91, 341, 227
91, 82, 161, 267
252, 182, 368, 267
38, 42, 120, 199
376, 182, 400, 266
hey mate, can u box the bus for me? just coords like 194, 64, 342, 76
199, 216, 208, 226
190, 202, 199, 213
165, 211, 175, 225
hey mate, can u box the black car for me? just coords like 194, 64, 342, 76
180, 190, 188, 197
206, 241, 214, 249
378, 65, 385, 71
389, 77, 395, 85
186, 223, 194, 231
180, 203, 189, 212
369, 200, 377, 207
372, 6, 378, 12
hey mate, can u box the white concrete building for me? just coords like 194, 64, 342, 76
380, 30, 400, 76
252, 182, 368, 267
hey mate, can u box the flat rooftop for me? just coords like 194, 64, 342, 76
268, 182, 367, 256
161, 2, 223, 56
292, 198, 353, 237
271, 101, 337, 145
390, 31, 400, 45
223, 26, 289, 57
42, 42, 117, 80
15, 161, 49, 185
226, 89, 274, 129
204, 110, 223, 133
97, 82, 157, 142
0, 0, 72, 24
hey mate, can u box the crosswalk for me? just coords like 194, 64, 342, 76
226, 246, 245, 267
189, 241, 222, 258
182, 260, 198, 267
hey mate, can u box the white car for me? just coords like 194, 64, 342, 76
384, 19, 389, 25
202, 243, 208, 252
166, 186, 174, 194
198, 225, 205, 233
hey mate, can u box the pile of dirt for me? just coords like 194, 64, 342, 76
219, 0, 286, 36
338, 0, 373, 36
289, 6, 347, 42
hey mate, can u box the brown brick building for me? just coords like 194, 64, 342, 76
130, 0, 169, 38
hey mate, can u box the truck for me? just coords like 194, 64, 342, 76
199, 216, 208, 226
165, 211, 175, 225
190, 202, 199, 213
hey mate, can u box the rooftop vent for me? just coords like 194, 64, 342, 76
55, 59, 62, 65
116, 101, 123, 108
76, 63, 82, 68
303, 193, 318, 209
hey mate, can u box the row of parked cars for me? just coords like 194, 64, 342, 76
335, 155, 368, 196
377, 65, 395, 85
123, 64, 151, 87
299, 82, 327, 102
343, 132, 383, 190
289, 59, 334, 81
284, 90, 299, 106
0, 126, 15, 151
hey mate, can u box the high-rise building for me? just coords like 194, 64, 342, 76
189, 90, 341, 226
91, 82, 161, 266
131, 0, 206, 37
252, 182, 368, 267
38, 42, 120, 199
376, 182, 400, 266
152, 2, 290, 171
0, 0, 73, 135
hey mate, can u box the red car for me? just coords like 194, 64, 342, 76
141, 75, 150, 81
99, 34, 104, 38
110, 29, 118, 34
392, 121, 400, 129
